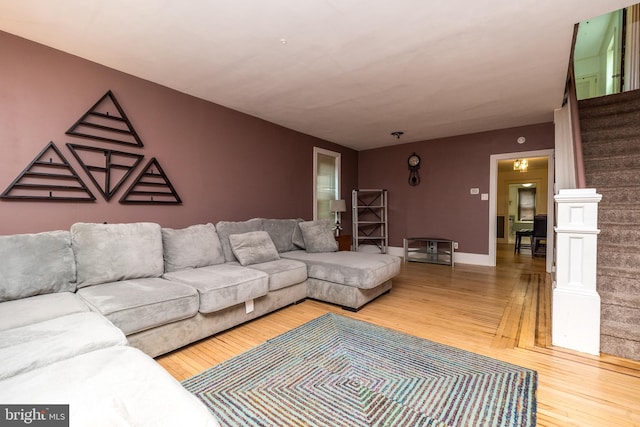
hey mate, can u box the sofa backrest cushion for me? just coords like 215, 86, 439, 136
161, 223, 225, 272
215, 218, 263, 262
71, 222, 164, 288
0, 230, 76, 302
262, 218, 302, 253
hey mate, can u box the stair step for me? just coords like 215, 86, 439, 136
580, 110, 640, 132
584, 154, 640, 171
594, 186, 640, 204
579, 89, 640, 112
600, 290, 640, 307
601, 334, 640, 360
598, 243, 640, 269
598, 265, 640, 280
586, 168, 640, 187
579, 99, 640, 119
601, 322, 640, 344
598, 223, 640, 244
599, 204, 640, 223
581, 126, 640, 143
581, 137, 640, 157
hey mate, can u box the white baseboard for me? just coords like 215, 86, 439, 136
358, 245, 493, 266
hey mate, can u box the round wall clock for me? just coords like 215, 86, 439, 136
408, 153, 421, 186
408, 153, 421, 168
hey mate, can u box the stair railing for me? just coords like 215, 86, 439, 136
567, 24, 587, 189
555, 24, 586, 190
567, 62, 587, 189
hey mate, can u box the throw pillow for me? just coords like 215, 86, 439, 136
215, 218, 263, 262
229, 231, 280, 266
298, 220, 338, 253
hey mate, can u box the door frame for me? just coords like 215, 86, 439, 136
489, 149, 555, 272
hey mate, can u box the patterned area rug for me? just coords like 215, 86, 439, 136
182, 313, 537, 426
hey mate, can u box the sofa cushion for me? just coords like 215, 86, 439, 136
163, 264, 268, 314
0, 292, 90, 331
162, 223, 225, 272
262, 218, 301, 253
0, 230, 76, 302
215, 218, 263, 262
242, 259, 308, 291
0, 312, 127, 381
77, 278, 199, 335
280, 250, 401, 289
229, 231, 280, 266
72, 222, 164, 288
298, 220, 338, 253
0, 346, 220, 427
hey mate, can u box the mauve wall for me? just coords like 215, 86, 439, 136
358, 123, 554, 255
0, 31, 356, 235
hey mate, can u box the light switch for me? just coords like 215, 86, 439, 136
470, 188, 480, 195
481, 193, 489, 201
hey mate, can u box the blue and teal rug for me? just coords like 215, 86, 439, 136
182, 313, 537, 426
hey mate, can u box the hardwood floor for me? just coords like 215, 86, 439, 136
157, 245, 640, 426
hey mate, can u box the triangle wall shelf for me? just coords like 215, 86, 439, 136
1, 141, 96, 201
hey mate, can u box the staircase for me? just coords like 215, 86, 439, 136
579, 89, 640, 361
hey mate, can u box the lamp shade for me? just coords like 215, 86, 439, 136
329, 199, 347, 212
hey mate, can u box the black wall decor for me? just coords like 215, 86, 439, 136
120, 158, 182, 204
66, 143, 144, 201
0, 141, 96, 201
1, 90, 182, 204
66, 90, 144, 147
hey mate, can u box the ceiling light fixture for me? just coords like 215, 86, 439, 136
391, 131, 404, 139
514, 159, 528, 173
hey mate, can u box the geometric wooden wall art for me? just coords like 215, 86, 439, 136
66, 143, 144, 201
119, 157, 182, 204
66, 90, 144, 147
0, 141, 96, 201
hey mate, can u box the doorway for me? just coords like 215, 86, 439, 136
489, 150, 554, 272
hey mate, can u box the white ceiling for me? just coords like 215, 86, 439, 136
0, 1, 632, 150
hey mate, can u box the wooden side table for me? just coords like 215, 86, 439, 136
335, 234, 352, 251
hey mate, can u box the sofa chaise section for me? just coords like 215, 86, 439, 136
279, 219, 401, 310
282, 249, 400, 310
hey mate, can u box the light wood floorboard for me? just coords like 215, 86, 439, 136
157, 244, 640, 426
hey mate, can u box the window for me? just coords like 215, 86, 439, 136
518, 188, 536, 221
313, 147, 341, 220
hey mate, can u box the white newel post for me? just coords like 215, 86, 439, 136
553, 188, 602, 355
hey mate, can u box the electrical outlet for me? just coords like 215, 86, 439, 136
453, 241, 459, 250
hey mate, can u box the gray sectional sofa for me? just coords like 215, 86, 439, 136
0, 217, 400, 426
